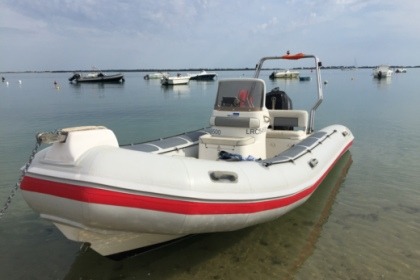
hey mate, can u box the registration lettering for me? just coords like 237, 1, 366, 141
246, 127, 267, 135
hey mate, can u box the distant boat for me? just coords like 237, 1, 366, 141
372, 65, 392, 79
269, 69, 299, 79
189, 70, 217, 81
69, 72, 124, 83
144, 72, 169, 80
161, 74, 190, 85
299, 76, 311, 81
395, 68, 407, 73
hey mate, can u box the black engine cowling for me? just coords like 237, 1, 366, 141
265, 87, 292, 110
68, 74, 81, 82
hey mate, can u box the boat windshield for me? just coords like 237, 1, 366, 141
214, 79, 264, 111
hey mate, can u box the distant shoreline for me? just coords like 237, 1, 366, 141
1, 65, 418, 74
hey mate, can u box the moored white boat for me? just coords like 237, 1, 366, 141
144, 72, 169, 80
189, 70, 217, 80
269, 69, 300, 79
161, 74, 190, 85
372, 65, 392, 79
20, 52, 354, 256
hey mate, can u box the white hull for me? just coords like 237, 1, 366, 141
189, 70, 217, 80
21, 124, 352, 255
373, 65, 392, 78
144, 72, 168, 79
161, 76, 190, 85
20, 53, 354, 256
270, 70, 299, 79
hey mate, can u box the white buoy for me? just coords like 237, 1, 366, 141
18, 80, 22, 84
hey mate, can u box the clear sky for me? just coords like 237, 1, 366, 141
1, 0, 419, 72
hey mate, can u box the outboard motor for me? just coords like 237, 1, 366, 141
68, 74, 80, 82
265, 87, 292, 110
266, 87, 294, 130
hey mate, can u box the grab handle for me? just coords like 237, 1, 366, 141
209, 171, 238, 183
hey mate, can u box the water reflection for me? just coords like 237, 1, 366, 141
67, 83, 124, 100
70, 82, 125, 94
267, 77, 301, 89
189, 80, 216, 91
161, 84, 191, 96
373, 76, 392, 88
64, 152, 353, 279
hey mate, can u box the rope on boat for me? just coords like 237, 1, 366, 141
0, 130, 61, 219
36, 130, 68, 144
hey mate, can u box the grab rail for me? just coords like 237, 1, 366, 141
253, 52, 323, 134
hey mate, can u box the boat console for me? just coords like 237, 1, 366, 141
199, 78, 270, 160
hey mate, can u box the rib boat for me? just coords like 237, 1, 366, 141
68, 72, 125, 83
20, 52, 354, 256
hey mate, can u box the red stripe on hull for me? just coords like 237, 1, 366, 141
21, 176, 312, 214
21, 142, 352, 215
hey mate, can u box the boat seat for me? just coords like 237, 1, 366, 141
200, 134, 255, 146
266, 129, 306, 139
267, 110, 308, 139
209, 116, 260, 128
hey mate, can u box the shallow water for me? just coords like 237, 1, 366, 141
0, 68, 419, 279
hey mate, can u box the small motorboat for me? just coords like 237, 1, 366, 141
68, 72, 125, 83
299, 76, 311, 81
161, 74, 190, 85
395, 68, 407, 73
144, 72, 169, 80
372, 65, 392, 79
20, 52, 354, 256
189, 70, 217, 81
269, 69, 300, 79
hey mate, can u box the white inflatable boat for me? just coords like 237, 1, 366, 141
20, 53, 354, 256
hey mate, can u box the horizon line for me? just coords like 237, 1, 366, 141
1, 65, 418, 74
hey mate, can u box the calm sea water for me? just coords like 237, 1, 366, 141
0, 69, 419, 279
